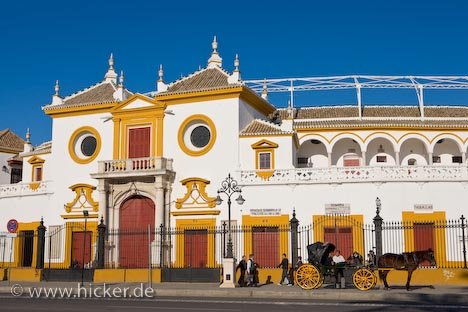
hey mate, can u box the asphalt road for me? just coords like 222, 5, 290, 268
0, 296, 467, 312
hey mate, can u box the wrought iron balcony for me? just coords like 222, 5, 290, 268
239, 165, 468, 185
0, 181, 53, 198
92, 157, 174, 179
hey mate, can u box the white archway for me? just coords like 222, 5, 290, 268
331, 137, 363, 166
399, 137, 429, 166
296, 138, 329, 168
365, 137, 397, 166
432, 137, 463, 165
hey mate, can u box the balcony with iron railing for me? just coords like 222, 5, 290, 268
238, 165, 468, 185
91, 157, 174, 179
0, 180, 54, 198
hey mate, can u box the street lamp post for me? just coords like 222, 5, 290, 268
216, 173, 245, 287
373, 197, 383, 259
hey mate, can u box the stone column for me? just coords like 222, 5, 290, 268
97, 180, 108, 223
395, 151, 400, 166
462, 152, 467, 164
164, 185, 172, 228
428, 152, 433, 165
327, 152, 332, 167
361, 151, 367, 166
155, 183, 165, 228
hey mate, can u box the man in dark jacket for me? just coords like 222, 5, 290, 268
277, 253, 291, 286
236, 255, 247, 287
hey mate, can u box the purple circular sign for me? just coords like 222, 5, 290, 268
7, 219, 18, 233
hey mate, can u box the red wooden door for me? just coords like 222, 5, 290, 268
414, 223, 435, 266
184, 230, 208, 268
324, 227, 353, 259
119, 196, 155, 268
71, 231, 92, 268
128, 127, 151, 158
252, 227, 279, 268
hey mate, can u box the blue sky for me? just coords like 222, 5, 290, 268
1, 1, 468, 144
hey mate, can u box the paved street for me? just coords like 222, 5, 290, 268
1, 296, 467, 312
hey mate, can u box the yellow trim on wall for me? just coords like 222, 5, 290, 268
175, 177, 216, 209
68, 126, 102, 164
178, 114, 217, 157
13, 222, 40, 267
111, 94, 165, 159
251, 139, 278, 179
156, 86, 275, 116
171, 210, 221, 216
64, 184, 99, 215
312, 215, 365, 257
44, 102, 116, 118
62, 221, 99, 269
401, 211, 447, 266
241, 215, 289, 265
174, 218, 217, 267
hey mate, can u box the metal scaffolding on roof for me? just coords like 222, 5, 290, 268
244, 75, 468, 118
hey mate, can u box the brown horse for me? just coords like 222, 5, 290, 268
378, 249, 436, 291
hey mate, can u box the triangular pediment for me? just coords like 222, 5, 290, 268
111, 93, 165, 113
251, 139, 279, 149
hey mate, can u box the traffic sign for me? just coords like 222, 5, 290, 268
7, 219, 18, 233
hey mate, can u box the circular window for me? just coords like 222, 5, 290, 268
68, 126, 101, 164
178, 114, 216, 157
81, 136, 97, 157
190, 126, 211, 148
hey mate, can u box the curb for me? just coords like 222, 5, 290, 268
152, 288, 467, 305
0, 285, 465, 305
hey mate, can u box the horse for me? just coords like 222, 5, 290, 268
378, 249, 436, 291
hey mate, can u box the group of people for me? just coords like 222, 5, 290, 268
235, 253, 304, 287
236, 254, 259, 287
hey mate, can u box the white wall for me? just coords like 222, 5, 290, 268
0, 152, 15, 184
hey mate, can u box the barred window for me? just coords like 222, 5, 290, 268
259, 152, 271, 170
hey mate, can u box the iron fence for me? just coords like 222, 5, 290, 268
0, 215, 466, 270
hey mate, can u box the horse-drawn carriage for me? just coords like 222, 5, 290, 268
295, 242, 377, 291
295, 242, 436, 291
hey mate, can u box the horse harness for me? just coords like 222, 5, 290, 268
402, 252, 418, 268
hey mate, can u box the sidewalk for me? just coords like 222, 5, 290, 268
0, 281, 466, 305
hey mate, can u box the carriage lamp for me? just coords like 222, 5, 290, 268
235, 194, 245, 205
216, 173, 245, 259
375, 197, 381, 215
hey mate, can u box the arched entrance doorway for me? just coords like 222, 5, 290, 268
119, 195, 155, 268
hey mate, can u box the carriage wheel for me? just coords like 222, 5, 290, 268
295, 264, 322, 290
352, 268, 376, 291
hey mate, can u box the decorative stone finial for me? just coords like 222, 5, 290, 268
52, 80, 63, 105
234, 54, 239, 72
212, 35, 218, 52
158, 64, 164, 82
26, 128, 31, 143
119, 70, 125, 87
109, 53, 114, 70
261, 79, 269, 100
104, 53, 118, 83
54, 80, 60, 96
157, 64, 168, 93
207, 36, 222, 68
228, 53, 241, 83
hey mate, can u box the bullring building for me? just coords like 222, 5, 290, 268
0, 38, 467, 278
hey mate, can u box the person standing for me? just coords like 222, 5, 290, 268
277, 253, 291, 286
332, 250, 346, 289
236, 255, 247, 287
246, 254, 255, 287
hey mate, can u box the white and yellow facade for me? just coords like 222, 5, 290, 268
1, 39, 468, 271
